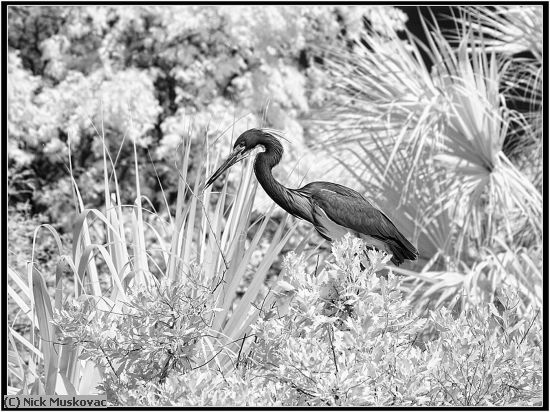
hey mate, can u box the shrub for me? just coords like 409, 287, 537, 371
63, 236, 541, 406
53, 274, 221, 406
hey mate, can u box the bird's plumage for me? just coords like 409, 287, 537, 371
296, 182, 417, 264
205, 129, 418, 266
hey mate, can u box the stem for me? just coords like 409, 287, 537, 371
326, 324, 339, 374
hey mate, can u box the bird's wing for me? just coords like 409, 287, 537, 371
297, 182, 366, 201
298, 182, 418, 263
297, 182, 390, 234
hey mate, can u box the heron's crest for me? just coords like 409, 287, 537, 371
260, 128, 291, 144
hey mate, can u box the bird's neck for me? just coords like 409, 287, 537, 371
253, 138, 296, 214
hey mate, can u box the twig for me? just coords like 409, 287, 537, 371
326, 324, 339, 374
519, 308, 540, 346
314, 254, 320, 277
98, 345, 119, 379
235, 332, 248, 369
158, 350, 174, 383
191, 348, 225, 370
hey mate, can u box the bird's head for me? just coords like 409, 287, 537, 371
205, 129, 268, 189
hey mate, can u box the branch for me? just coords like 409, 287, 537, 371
326, 324, 339, 374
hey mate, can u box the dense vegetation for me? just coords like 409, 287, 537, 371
7, 5, 542, 406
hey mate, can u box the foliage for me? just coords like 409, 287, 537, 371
53, 279, 219, 405
6, 121, 295, 397
79, 237, 541, 406
312, 6, 543, 311
8, 5, 406, 224
7, 5, 543, 406
243, 237, 542, 406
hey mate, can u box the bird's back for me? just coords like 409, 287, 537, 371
298, 181, 365, 201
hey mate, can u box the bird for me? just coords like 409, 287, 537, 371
205, 128, 418, 266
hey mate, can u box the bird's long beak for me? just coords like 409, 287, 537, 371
205, 147, 247, 189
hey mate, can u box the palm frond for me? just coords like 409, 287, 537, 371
451, 6, 542, 61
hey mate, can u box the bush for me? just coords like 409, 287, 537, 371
55, 236, 542, 406
53, 272, 221, 406
8, 5, 406, 227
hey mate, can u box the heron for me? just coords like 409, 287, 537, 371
205, 129, 418, 266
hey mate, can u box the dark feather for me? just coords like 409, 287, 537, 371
297, 182, 418, 265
